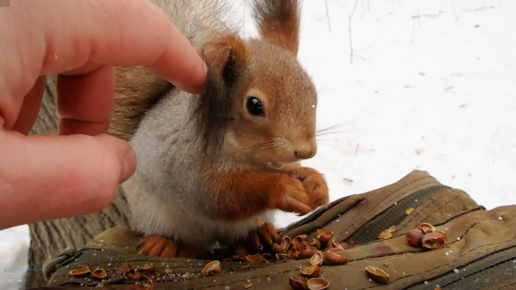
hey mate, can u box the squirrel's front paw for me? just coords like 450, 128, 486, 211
269, 174, 312, 215
292, 167, 329, 209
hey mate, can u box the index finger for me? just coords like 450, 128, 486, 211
34, 0, 207, 93
4, 0, 206, 135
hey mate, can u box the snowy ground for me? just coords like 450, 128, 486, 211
1, 0, 515, 289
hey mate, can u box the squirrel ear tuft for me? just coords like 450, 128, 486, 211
191, 34, 247, 160
252, 0, 300, 55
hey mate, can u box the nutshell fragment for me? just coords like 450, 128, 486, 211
123, 268, 142, 280
92, 268, 108, 279
243, 281, 253, 289
419, 223, 437, 234
69, 266, 91, 278
202, 260, 222, 276
300, 265, 321, 278
245, 253, 266, 263
306, 277, 330, 290
377, 226, 396, 240
365, 265, 390, 284
310, 251, 324, 266
422, 232, 447, 249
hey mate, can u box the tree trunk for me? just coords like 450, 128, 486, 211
24, 76, 135, 288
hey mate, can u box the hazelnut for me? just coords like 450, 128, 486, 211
322, 251, 348, 265
405, 228, 424, 247
289, 276, 309, 290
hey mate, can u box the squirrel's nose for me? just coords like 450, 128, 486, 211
294, 142, 317, 159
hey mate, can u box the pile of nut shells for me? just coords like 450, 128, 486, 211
285, 229, 352, 290
67, 222, 447, 289
69, 264, 158, 290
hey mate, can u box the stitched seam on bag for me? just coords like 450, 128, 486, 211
401, 191, 464, 228
347, 179, 439, 233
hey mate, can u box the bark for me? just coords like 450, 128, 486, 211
24, 76, 135, 288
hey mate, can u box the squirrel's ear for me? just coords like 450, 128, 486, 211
252, 0, 300, 56
192, 34, 247, 160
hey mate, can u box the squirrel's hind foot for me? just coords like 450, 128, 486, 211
137, 235, 198, 258
231, 221, 279, 255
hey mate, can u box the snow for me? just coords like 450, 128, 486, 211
1, 1, 515, 289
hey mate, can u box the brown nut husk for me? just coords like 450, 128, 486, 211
310, 251, 324, 266
309, 238, 321, 249
272, 243, 284, 254
306, 277, 330, 290
92, 268, 108, 279
245, 254, 266, 263
365, 265, 390, 284
69, 266, 91, 278
137, 265, 157, 273
422, 232, 447, 249
118, 262, 133, 275
293, 234, 308, 246
316, 229, 334, 248
405, 208, 414, 215
281, 236, 293, 252
143, 279, 154, 290
324, 237, 343, 251
300, 265, 321, 278
405, 228, 424, 247
297, 246, 317, 259
323, 250, 348, 265
123, 268, 141, 280
289, 276, 309, 290
202, 260, 222, 276
420, 223, 437, 234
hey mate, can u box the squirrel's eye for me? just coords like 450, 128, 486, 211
246, 96, 264, 116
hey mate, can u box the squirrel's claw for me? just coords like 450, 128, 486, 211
293, 167, 330, 209
256, 221, 279, 246
137, 235, 198, 258
137, 235, 178, 257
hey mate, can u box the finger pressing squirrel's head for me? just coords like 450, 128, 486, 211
192, 0, 317, 170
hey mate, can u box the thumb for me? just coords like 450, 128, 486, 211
0, 131, 136, 230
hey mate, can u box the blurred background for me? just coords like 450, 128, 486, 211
1, 0, 514, 289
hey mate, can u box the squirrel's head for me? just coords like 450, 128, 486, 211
192, 0, 317, 171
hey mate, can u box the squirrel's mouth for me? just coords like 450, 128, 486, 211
268, 161, 285, 170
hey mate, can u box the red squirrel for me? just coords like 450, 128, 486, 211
109, 0, 329, 258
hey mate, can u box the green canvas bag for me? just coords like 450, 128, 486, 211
34, 170, 516, 290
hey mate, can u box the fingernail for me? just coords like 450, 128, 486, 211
121, 147, 136, 183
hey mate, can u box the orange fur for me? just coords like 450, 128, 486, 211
203, 166, 328, 222
118, 0, 329, 259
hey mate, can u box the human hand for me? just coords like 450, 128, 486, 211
0, 0, 206, 230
